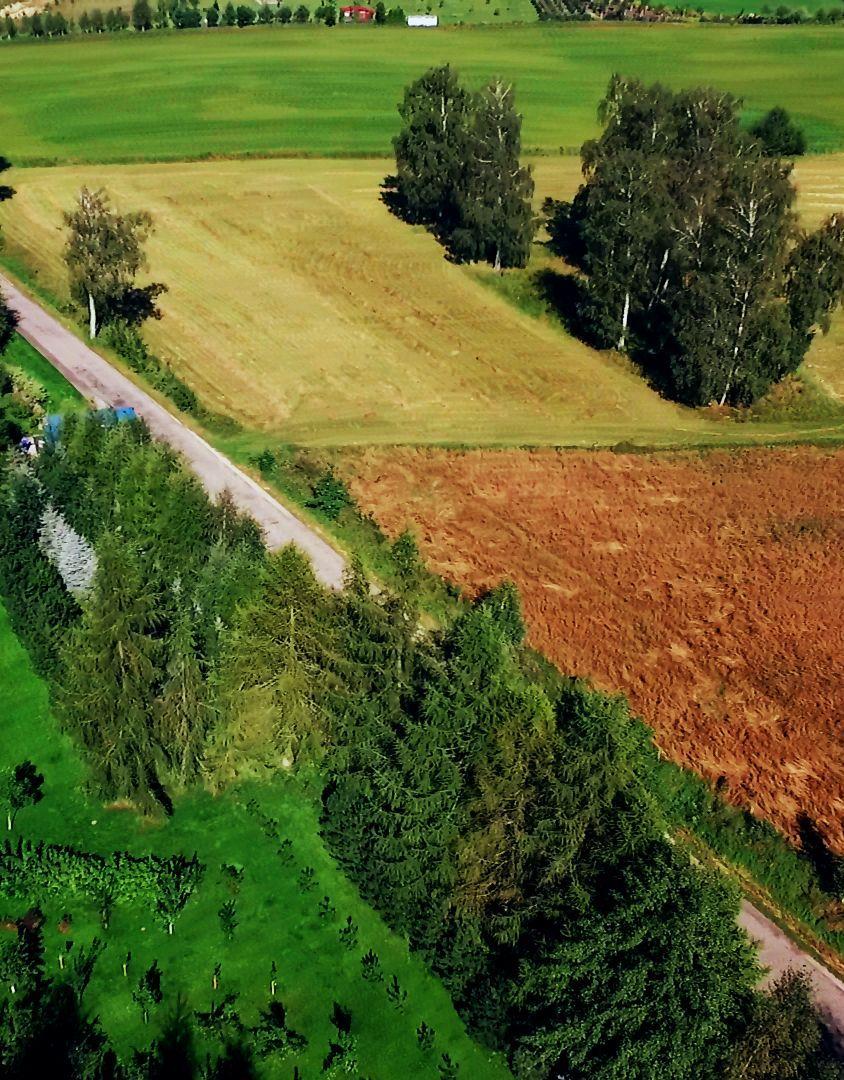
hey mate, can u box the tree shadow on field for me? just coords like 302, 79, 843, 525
797, 813, 844, 896
533, 268, 593, 343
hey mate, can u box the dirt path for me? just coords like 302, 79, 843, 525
4, 278, 843, 1051
1, 275, 346, 590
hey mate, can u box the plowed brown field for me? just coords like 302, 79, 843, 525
344, 447, 844, 851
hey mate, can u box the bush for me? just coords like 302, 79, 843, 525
750, 107, 807, 157
309, 468, 352, 520
99, 320, 199, 415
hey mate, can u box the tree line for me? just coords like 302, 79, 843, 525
1, 0, 409, 39
532, 0, 844, 22
0, 404, 841, 1077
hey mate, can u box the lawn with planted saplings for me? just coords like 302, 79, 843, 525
0, 606, 509, 1078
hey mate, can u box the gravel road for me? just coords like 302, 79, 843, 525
1, 275, 347, 590
4, 273, 843, 1051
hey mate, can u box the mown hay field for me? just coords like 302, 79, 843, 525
1, 26, 844, 165
342, 445, 844, 853
2, 155, 843, 446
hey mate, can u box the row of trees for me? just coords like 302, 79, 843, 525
1, 0, 409, 38
2, 838, 203, 934
1, 412, 842, 1077
544, 77, 844, 405
533, 0, 844, 22
385, 65, 536, 269
1, 413, 266, 809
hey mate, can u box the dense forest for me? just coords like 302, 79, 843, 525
0, 400, 841, 1078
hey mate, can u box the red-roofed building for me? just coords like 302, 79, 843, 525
341, 4, 375, 18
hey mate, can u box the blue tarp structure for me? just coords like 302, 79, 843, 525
44, 414, 63, 444
44, 407, 137, 445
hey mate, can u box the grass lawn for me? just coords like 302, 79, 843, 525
0, 601, 510, 1078
2, 332, 85, 412
2, 154, 842, 449
0, 26, 844, 164
434, 0, 538, 25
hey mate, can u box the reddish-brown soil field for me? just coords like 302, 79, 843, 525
342, 447, 844, 852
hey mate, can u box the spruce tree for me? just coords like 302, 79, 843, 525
510, 842, 758, 1080
156, 592, 207, 789
56, 534, 163, 812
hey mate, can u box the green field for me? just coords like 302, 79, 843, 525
1, 26, 843, 164
3, 333, 84, 412
0, 600, 509, 1077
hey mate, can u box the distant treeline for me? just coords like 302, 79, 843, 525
1, 0, 409, 39
532, 0, 844, 22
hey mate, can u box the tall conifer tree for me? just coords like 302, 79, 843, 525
56, 534, 162, 811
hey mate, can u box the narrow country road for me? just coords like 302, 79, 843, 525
3, 275, 844, 1050
1, 276, 347, 590
739, 903, 844, 1051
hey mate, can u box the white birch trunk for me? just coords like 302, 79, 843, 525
720, 286, 750, 405
87, 292, 97, 338
617, 290, 631, 352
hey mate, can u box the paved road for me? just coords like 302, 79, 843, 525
1, 276, 347, 590
4, 276, 844, 1048
740, 902, 844, 1052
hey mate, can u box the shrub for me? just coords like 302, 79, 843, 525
309, 468, 351, 520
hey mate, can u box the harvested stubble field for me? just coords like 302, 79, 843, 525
2, 155, 843, 446
342, 445, 844, 852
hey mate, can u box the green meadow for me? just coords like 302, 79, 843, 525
3, 333, 84, 412
0, 598, 510, 1078
1, 26, 843, 164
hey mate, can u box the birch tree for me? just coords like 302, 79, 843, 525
385, 65, 472, 237
63, 187, 163, 338
447, 80, 535, 271
786, 213, 844, 367
553, 77, 844, 406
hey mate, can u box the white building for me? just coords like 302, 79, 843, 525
406, 13, 438, 25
